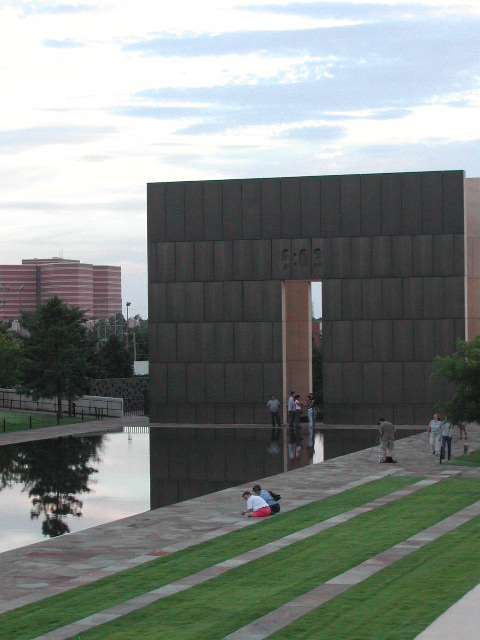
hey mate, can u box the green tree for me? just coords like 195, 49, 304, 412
0, 332, 22, 388
19, 297, 92, 420
130, 315, 148, 362
97, 334, 133, 378
432, 336, 480, 424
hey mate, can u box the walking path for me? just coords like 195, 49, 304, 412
1, 420, 479, 639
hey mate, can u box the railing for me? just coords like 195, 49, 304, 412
123, 425, 150, 434
123, 398, 145, 417
0, 390, 123, 418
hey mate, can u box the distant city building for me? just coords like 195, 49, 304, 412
0, 258, 121, 321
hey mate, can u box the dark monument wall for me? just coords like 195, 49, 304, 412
147, 171, 465, 425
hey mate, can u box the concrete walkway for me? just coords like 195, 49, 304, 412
415, 583, 480, 640
0, 415, 148, 446
1, 421, 479, 638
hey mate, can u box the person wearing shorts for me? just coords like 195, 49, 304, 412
241, 491, 271, 518
378, 417, 397, 463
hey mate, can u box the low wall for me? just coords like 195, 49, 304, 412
0, 389, 123, 418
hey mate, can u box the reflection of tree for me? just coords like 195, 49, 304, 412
0, 436, 102, 538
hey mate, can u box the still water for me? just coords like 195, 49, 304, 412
0, 425, 418, 554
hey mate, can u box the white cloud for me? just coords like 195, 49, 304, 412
0, 0, 479, 317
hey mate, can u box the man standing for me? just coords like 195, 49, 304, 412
378, 417, 397, 463
266, 394, 282, 431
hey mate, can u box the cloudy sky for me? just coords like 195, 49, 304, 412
1, 0, 479, 318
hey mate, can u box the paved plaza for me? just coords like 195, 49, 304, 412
1, 418, 479, 638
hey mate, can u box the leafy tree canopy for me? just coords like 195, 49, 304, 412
432, 336, 480, 424
19, 297, 93, 419
97, 334, 133, 378
0, 332, 23, 388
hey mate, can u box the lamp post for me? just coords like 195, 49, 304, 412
126, 301, 131, 350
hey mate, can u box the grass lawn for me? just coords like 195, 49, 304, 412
73, 478, 480, 640
273, 516, 480, 639
446, 448, 480, 467
0, 409, 81, 433
0, 476, 417, 640
3, 477, 479, 640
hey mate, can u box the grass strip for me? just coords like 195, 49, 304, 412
66, 478, 480, 640
272, 514, 480, 639
0, 410, 80, 433
0, 476, 416, 640
446, 448, 480, 467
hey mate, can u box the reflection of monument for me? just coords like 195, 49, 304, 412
148, 171, 479, 426
149, 427, 285, 509
0, 437, 101, 538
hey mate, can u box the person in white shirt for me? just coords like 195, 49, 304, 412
428, 413, 442, 455
287, 391, 296, 428
266, 394, 282, 431
241, 491, 271, 518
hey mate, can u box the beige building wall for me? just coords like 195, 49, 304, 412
283, 280, 312, 421
466, 178, 480, 340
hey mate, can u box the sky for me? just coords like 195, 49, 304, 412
0, 0, 479, 319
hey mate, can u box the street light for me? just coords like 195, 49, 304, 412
126, 301, 131, 350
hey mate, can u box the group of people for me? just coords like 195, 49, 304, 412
241, 485, 281, 518
266, 392, 316, 429
378, 413, 469, 464
267, 391, 316, 458
428, 413, 467, 462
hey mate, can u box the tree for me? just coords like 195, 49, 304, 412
97, 334, 133, 378
130, 315, 148, 362
0, 436, 101, 538
432, 335, 480, 424
0, 332, 22, 388
19, 297, 92, 420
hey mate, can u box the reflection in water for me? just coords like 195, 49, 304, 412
0, 436, 103, 538
149, 425, 321, 510
0, 425, 422, 553
149, 425, 421, 510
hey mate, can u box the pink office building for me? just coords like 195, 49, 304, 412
0, 258, 121, 321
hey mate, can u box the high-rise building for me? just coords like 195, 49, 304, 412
0, 258, 121, 321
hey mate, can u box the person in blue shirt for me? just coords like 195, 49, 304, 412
252, 484, 281, 514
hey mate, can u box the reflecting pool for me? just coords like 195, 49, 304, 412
0, 425, 420, 553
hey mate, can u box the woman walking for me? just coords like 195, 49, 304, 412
428, 413, 442, 455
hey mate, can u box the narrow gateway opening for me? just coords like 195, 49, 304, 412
282, 281, 322, 422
